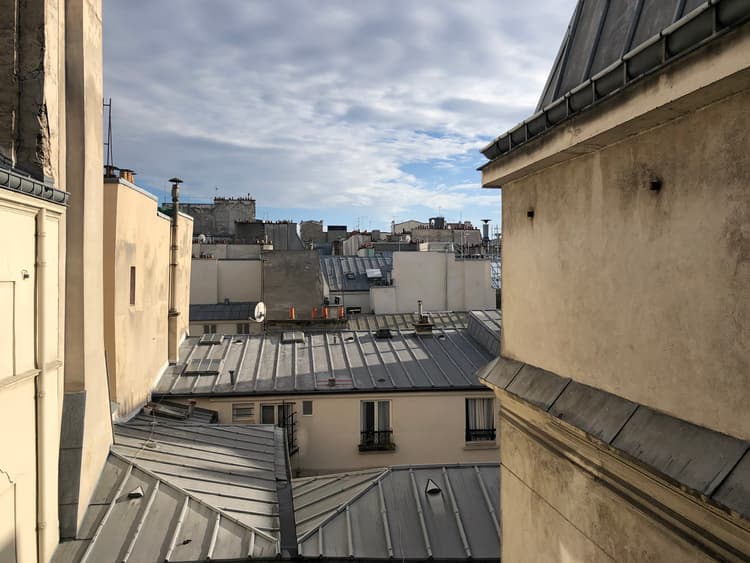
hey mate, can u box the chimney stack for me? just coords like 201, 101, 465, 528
119, 168, 135, 183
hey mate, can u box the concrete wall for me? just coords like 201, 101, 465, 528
179, 390, 499, 475
499, 87, 750, 441
103, 178, 193, 418
175, 197, 255, 237
263, 251, 323, 320
188, 320, 263, 336
342, 234, 371, 256
0, 189, 65, 563
392, 220, 427, 234
370, 252, 495, 313
411, 228, 482, 246
192, 243, 262, 259
190, 259, 262, 305
330, 291, 371, 314
300, 220, 324, 243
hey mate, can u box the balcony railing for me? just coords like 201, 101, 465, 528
465, 428, 496, 442
359, 429, 395, 452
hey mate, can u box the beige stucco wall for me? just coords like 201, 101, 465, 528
190, 259, 262, 305
103, 178, 193, 418
371, 252, 495, 313
0, 190, 65, 563
181, 390, 498, 475
499, 87, 750, 441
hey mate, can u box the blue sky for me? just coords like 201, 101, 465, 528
103, 1, 575, 232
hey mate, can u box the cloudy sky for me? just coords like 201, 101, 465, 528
103, 1, 575, 231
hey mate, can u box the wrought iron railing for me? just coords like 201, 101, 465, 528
359, 430, 395, 452
465, 428, 496, 442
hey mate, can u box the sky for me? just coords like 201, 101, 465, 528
103, 1, 576, 232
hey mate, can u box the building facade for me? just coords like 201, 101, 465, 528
480, 1, 750, 561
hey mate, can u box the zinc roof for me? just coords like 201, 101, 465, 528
295, 463, 501, 560
153, 328, 495, 398
346, 310, 470, 331
320, 255, 392, 292
467, 310, 502, 356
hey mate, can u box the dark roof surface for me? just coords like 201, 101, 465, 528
480, 356, 750, 522
346, 310, 471, 331
320, 255, 393, 292
481, 0, 750, 163
154, 328, 494, 398
189, 302, 259, 322
0, 164, 69, 205
294, 464, 501, 560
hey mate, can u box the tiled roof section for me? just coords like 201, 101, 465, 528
467, 310, 502, 356
111, 420, 286, 537
189, 301, 258, 322
153, 329, 494, 398
320, 255, 392, 292
480, 0, 750, 163
296, 464, 501, 560
346, 310, 470, 331
0, 164, 69, 205
51, 451, 279, 563
479, 357, 750, 521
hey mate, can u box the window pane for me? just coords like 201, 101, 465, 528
261, 405, 275, 425
302, 400, 313, 416
377, 401, 390, 431
361, 401, 375, 432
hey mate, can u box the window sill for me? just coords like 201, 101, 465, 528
463, 441, 498, 451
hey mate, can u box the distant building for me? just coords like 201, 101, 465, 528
165, 196, 256, 237
300, 219, 325, 243
234, 220, 304, 249
392, 219, 428, 233
479, 1, 750, 561
320, 255, 393, 314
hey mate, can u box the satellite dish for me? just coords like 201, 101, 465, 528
253, 302, 266, 322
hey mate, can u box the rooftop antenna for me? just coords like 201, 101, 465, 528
103, 98, 115, 176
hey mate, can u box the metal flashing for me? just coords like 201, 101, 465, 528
0, 164, 69, 205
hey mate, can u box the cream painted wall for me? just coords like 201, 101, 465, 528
0, 190, 65, 563
103, 178, 193, 418
500, 88, 750, 441
182, 390, 499, 475
371, 252, 494, 313
190, 259, 262, 304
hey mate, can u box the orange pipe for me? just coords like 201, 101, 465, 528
289, 306, 295, 320
322, 307, 329, 319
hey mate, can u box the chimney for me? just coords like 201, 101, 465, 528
119, 168, 136, 183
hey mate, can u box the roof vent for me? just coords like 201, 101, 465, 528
425, 479, 441, 496
345, 272, 356, 280
375, 328, 392, 339
327, 377, 337, 387
128, 486, 145, 499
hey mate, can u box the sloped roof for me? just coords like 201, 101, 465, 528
52, 418, 295, 562
467, 310, 502, 356
320, 255, 393, 292
295, 463, 501, 560
479, 357, 750, 522
153, 328, 494, 398
346, 310, 470, 331
481, 0, 750, 163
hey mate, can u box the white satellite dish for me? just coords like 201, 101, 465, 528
253, 302, 266, 322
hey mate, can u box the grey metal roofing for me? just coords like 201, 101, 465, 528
0, 164, 69, 205
480, 0, 750, 163
346, 310, 470, 331
295, 464, 501, 560
467, 310, 502, 356
320, 255, 392, 292
138, 399, 219, 423
153, 328, 495, 398
479, 357, 750, 522
189, 301, 258, 322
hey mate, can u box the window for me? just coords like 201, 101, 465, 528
359, 400, 394, 451
129, 266, 136, 305
260, 402, 298, 454
203, 324, 216, 334
465, 398, 495, 442
302, 400, 313, 416
232, 403, 254, 423
237, 323, 250, 334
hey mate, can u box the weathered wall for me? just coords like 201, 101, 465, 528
192, 243, 262, 259
174, 211, 193, 349
411, 228, 482, 245
177, 197, 255, 237
330, 291, 371, 314
188, 320, 263, 336
263, 251, 323, 320
0, 189, 65, 563
300, 220, 324, 242
103, 178, 192, 418
392, 220, 427, 234
190, 259, 262, 304
181, 390, 499, 475
370, 252, 495, 313
341, 234, 371, 256
501, 88, 750, 440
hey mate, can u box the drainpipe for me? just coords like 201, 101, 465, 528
35, 208, 49, 563
168, 177, 182, 363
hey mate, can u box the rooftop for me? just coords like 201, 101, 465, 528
189, 301, 262, 322
346, 311, 470, 331
480, 0, 750, 165
52, 416, 291, 562
153, 327, 495, 398
320, 255, 393, 292
294, 463, 501, 560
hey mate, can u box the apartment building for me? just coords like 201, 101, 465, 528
479, 0, 750, 560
